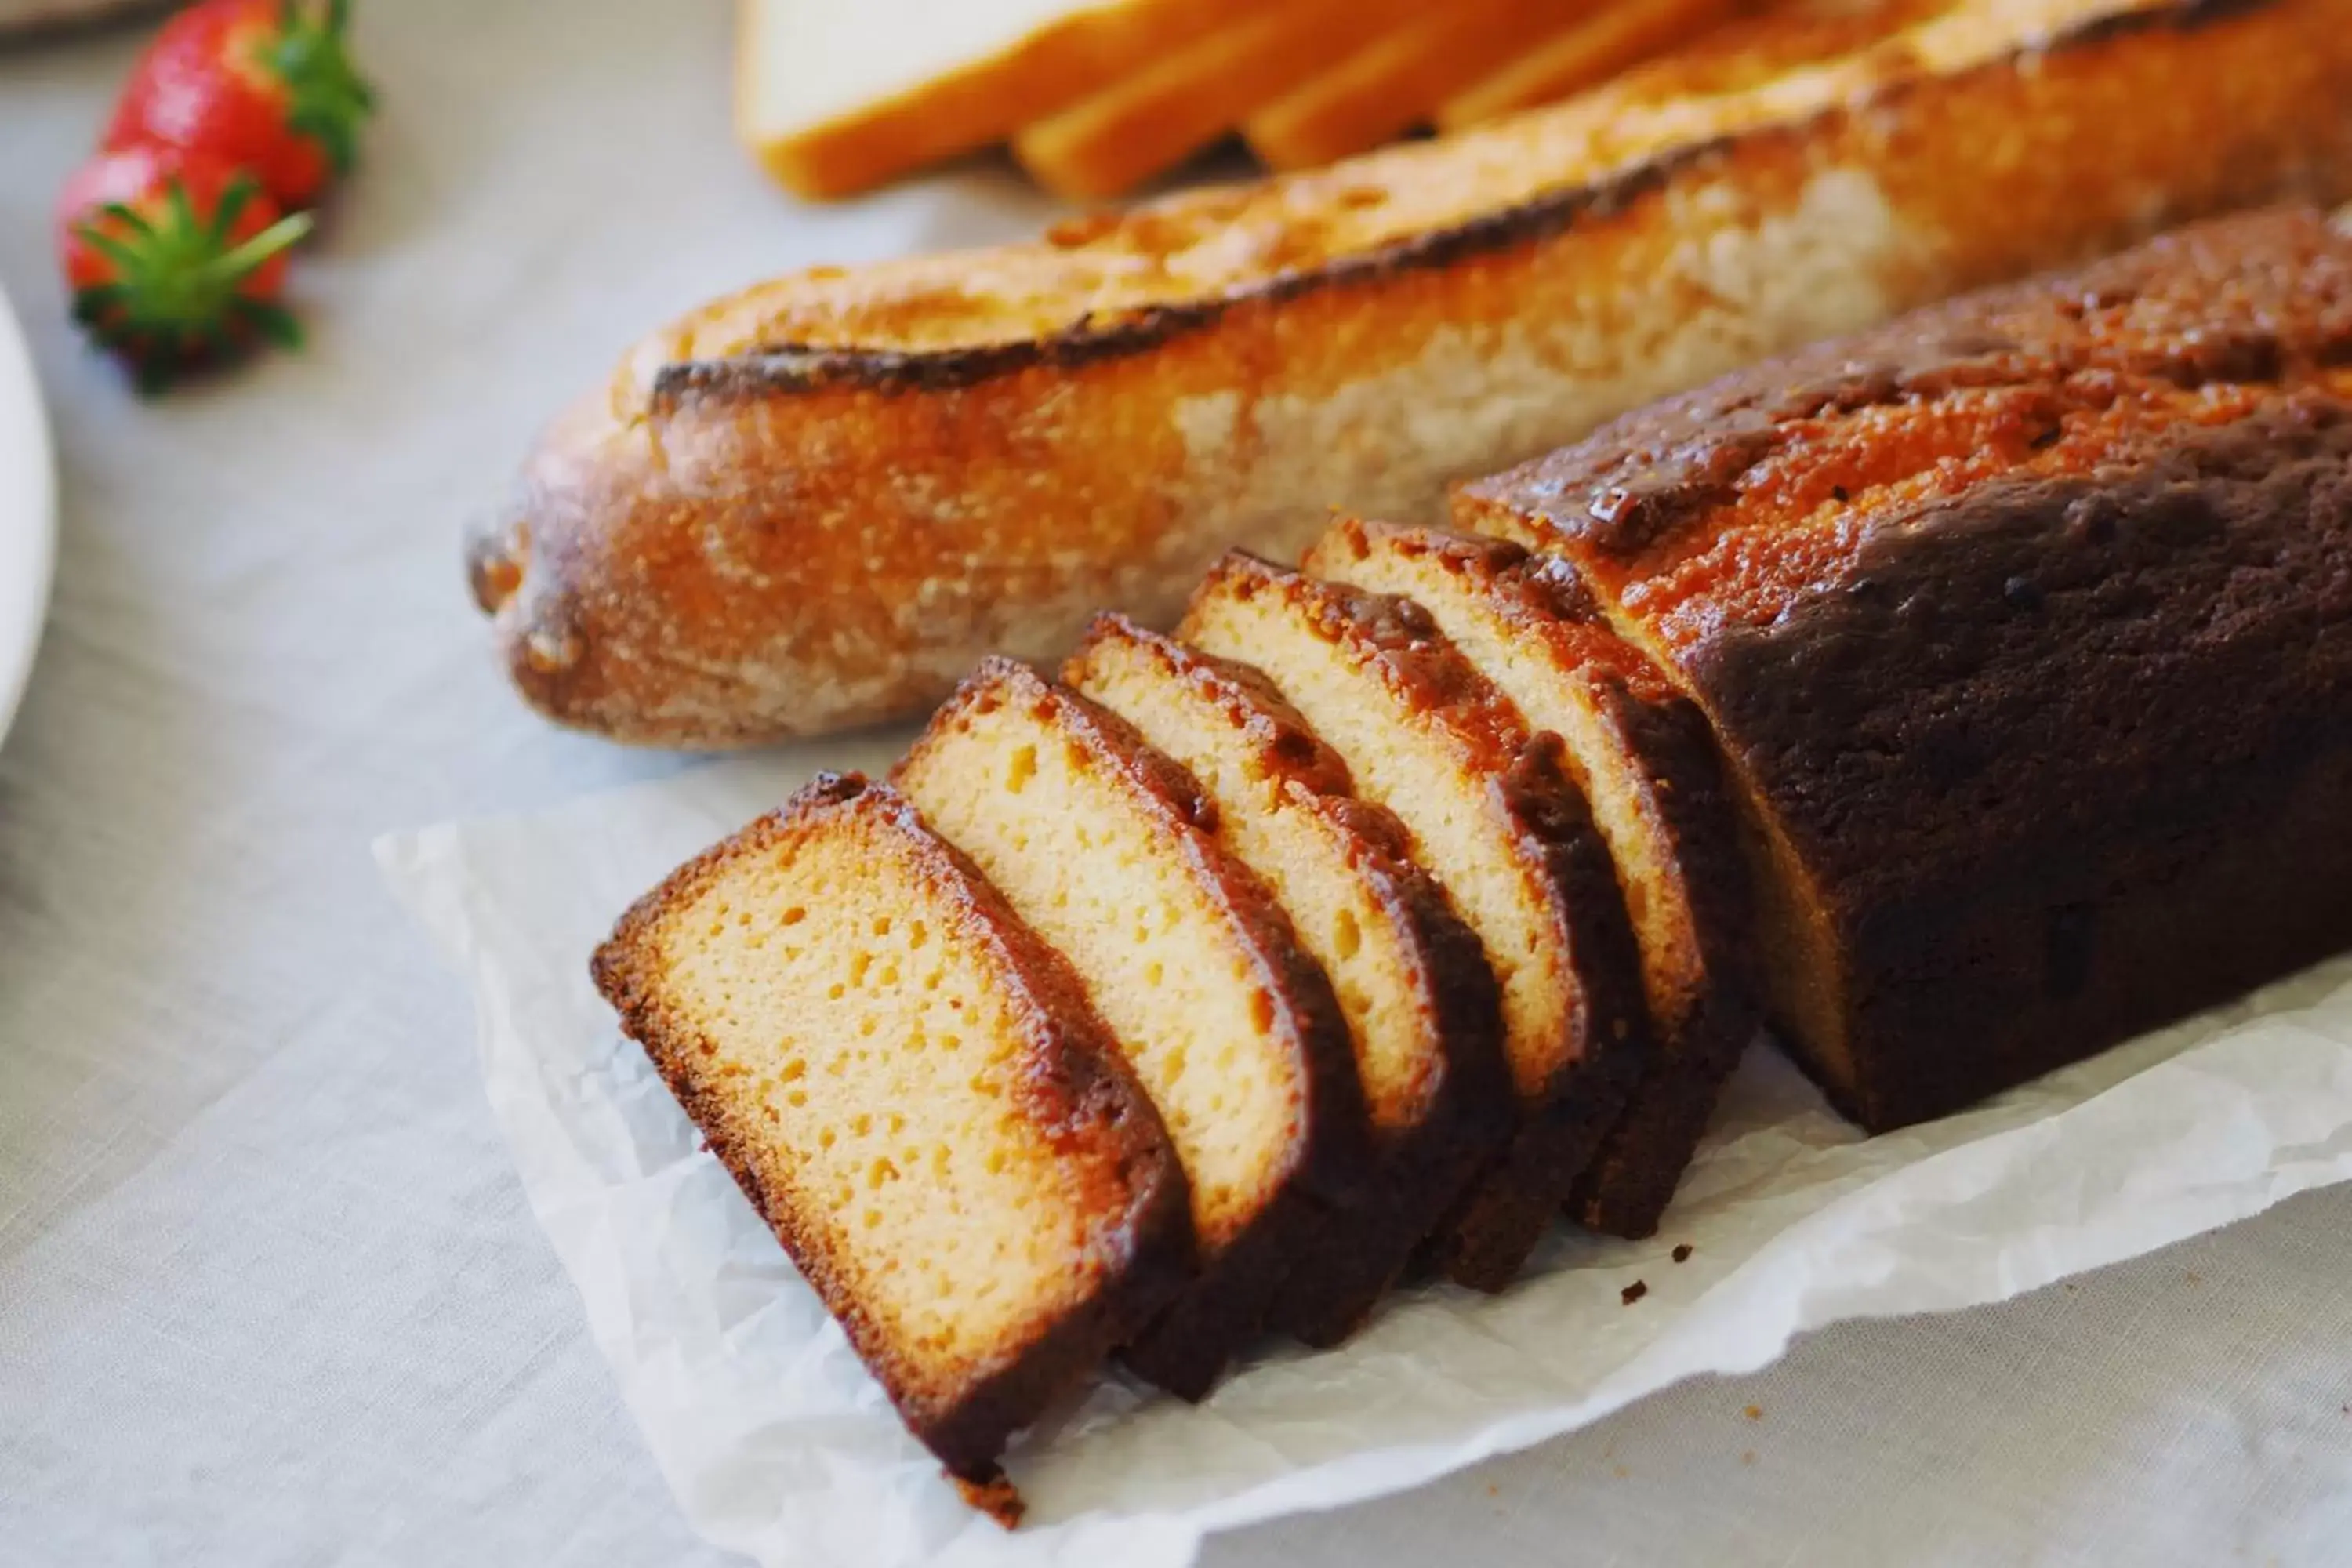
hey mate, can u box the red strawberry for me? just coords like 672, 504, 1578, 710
103, 0, 373, 211
58, 144, 312, 391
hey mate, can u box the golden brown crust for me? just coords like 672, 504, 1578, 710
1563, 677, 1759, 1236
590, 774, 1192, 1486
1064, 615, 1518, 1342
895, 658, 1372, 1397
1304, 520, 1760, 1238
1462, 205, 2352, 1129
1181, 554, 1652, 1290
1427, 731, 1653, 1289
475, 0, 2352, 747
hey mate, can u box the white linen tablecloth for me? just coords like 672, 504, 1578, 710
1, 4, 2347, 1564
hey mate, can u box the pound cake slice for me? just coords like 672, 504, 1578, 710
1065, 615, 1515, 1343
895, 658, 1373, 1396
590, 775, 1191, 1514
1181, 554, 1651, 1290
1459, 205, 2352, 1132
1305, 520, 1758, 1238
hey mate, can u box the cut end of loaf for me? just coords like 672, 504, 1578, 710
1065, 614, 1461, 1134
590, 772, 1190, 1479
1304, 520, 1708, 1016
1065, 609, 1520, 1334
895, 658, 1368, 1250
1179, 554, 1588, 1102
1305, 517, 1764, 1237
1180, 550, 1653, 1287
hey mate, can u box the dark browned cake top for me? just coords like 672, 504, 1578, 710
1461, 207, 2352, 904
1465, 208, 2352, 640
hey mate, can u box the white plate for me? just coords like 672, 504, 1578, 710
0, 281, 56, 753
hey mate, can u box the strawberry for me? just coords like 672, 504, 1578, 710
103, 0, 373, 211
58, 144, 312, 391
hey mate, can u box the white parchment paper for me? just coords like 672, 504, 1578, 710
377, 750, 2352, 1568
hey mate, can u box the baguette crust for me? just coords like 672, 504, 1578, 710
476, 0, 2352, 747
1461, 205, 2352, 1128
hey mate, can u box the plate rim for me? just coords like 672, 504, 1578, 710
0, 280, 57, 753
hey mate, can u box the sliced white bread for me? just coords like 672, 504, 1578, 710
1438, 0, 1742, 129
1243, 0, 1591, 171
1012, 0, 1424, 199
736, 0, 1260, 198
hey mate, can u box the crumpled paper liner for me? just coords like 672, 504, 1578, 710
377, 750, 2352, 1568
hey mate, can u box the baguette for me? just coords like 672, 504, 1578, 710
474, 0, 2352, 748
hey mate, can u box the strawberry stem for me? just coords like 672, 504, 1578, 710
260, 0, 375, 180
70, 176, 313, 388
205, 210, 312, 286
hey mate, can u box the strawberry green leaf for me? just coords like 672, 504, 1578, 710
208, 174, 258, 244
100, 201, 157, 240
258, 0, 376, 177
70, 180, 312, 389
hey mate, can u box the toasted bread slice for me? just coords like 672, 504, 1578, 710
590, 775, 1191, 1505
735, 0, 1261, 198
1181, 554, 1651, 1290
1065, 615, 1515, 1342
1438, 0, 1744, 129
895, 658, 1372, 1395
1305, 521, 1758, 1236
1243, 0, 1589, 171
1011, 0, 1421, 198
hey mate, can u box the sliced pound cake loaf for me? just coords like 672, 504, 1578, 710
1065, 614, 1515, 1345
1457, 206, 2352, 1132
1305, 520, 1759, 1239
1181, 554, 1651, 1290
590, 775, 1192, 1517
895, 658, 1374, 1397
